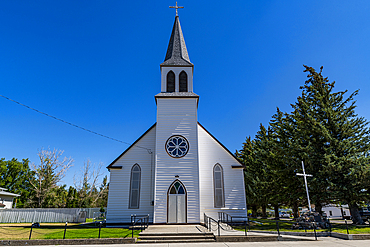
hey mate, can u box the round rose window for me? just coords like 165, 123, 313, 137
165, 135, 189, 158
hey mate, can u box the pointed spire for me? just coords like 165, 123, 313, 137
161, 16, 193, 67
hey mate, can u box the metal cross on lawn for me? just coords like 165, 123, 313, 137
170, 2, 184, 16
296, 161, 313, 213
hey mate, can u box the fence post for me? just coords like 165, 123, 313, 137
248, 218, 250, 232
98, 222, 102, 238
63, 222, 67, 239
276, 220, 280, 240
244, 220, 247, 236
217, 220, 220, 236
29, 223, 33, 240
328, 218, 331, 237
313, 222, 317, 240
345, 219, 349, 235
147, 214, 149, 229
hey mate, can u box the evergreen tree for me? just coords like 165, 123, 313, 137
294, 66, 370, 224
237, 124, 282, 218
66, 186, 79, 208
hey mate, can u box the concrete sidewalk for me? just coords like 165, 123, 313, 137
10, 238, 370, 247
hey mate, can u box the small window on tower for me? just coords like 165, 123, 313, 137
179, 71, 188, 92
167, 71, 175, 92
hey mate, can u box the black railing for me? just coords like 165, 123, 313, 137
218, 212, 248, 236
246, 217, 327, 241
130, 214, 149, 238
204, 213, 221, 236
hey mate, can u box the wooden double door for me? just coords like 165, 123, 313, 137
167, 180, 186, 223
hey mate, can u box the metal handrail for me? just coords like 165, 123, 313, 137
131, 214, 149, 238
218, 211, 233, 225
204, 213, 221, 236
218, 212, 248, 236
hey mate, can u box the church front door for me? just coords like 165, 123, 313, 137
167, 180, 186, 223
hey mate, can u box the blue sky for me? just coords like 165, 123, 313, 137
1, 1, 370, 186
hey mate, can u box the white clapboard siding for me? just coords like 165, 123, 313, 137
154, 98, 200, 223
106, 125, 156, 224
0, 196, 15, 209
198, 124, 247, 221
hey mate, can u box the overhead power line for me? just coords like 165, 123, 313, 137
0, 94, 151, 151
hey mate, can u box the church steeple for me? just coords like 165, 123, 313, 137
159, 7, 195, 93
161, 16, 193, 67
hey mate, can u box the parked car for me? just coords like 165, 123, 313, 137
279, 211, 290, 218
360, 206, 370, 222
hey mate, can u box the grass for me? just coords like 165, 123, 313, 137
0, 223, 140, 240
235, 218, 370, 234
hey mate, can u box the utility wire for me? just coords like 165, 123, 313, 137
0, 94, 151, 151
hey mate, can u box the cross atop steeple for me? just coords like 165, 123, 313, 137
169, 2, 184, 16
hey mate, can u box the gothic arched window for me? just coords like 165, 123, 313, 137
179, 71, 188, 92
167, 71, 175, 92
129, 164, 141, 208
213, 164, 225, 208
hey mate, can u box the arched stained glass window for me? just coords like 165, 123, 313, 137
213, 164, 225, 208
129, 164, 141, 208
169, 181, 185, 194
167, 71, 175, 92
179, 71, 188, 92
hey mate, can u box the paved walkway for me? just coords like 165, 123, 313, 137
141, 224, 316, 241
142, 224, 264, 235
141, 225, 208, 234
8, 225, 370, 246
13, 239, 370, 247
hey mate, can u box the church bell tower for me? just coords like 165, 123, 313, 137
153, 13, 201, 224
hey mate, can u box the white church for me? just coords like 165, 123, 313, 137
106, 13, 246, 224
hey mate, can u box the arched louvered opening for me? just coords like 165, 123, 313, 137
167, 71, 175, 92
179, 71, 188, 92
213, 164, 225, 208
129, 164, 141, 208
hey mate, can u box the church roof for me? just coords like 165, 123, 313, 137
107, 123, 156, 170
155, 92, 199, 105
155, 92, 199, 98
198, 122, 245, 168
161, 16, 193, 67
107, 122, 245, 170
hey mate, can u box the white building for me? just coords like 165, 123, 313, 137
106, 15, 246, 224
0, 187, 20, 209
322, 204, 351, 219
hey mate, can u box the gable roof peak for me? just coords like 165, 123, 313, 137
161, 16, 193, 67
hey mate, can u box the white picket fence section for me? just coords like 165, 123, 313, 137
0, 208, 88, 223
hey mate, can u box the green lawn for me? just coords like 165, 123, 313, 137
0, 223, 139, 240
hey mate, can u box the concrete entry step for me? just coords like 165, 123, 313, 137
139, 232, 214, 236
139, 235, 215, 240
137, 224, 216, 243
137, 239, 216, 244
